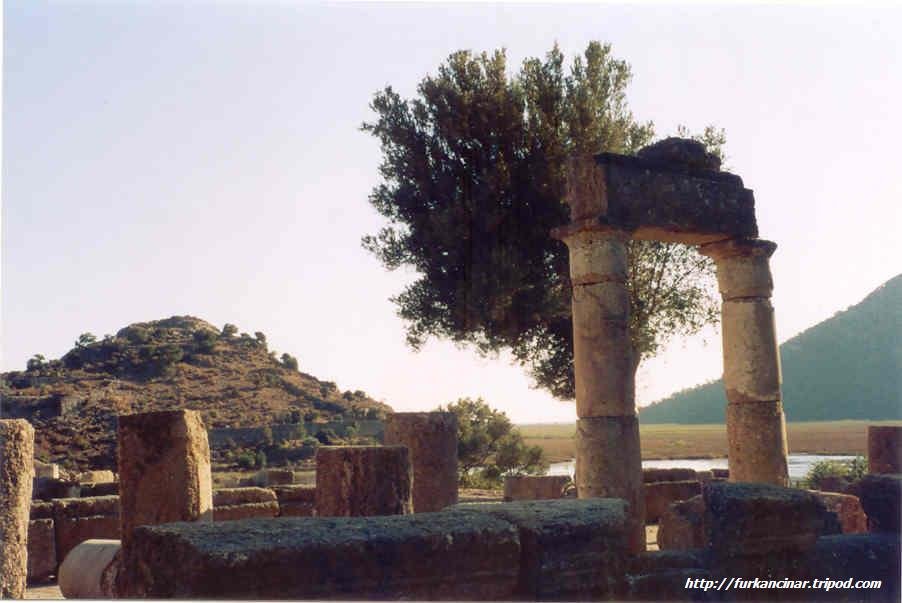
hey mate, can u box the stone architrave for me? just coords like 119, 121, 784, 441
868, 426, 902, 474
384, 412, 458, 512
315, 446, 412, 517
1, 419, 35, 599
700, 238, 789, 486
117, 410, 213, 552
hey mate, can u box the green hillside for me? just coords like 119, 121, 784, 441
640, 274, 902, 423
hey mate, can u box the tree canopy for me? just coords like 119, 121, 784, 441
363, 41, 722, 399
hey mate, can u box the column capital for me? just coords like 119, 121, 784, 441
551, 219, 632, 245
699, 237, 776, 261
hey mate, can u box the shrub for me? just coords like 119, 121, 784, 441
236, 452, 256, 470
221, 323, 238, 338
280, 353, 299, 371
26, 354, 46, 372
193, 330, 217, 354
803, 456, 868, 490
255, 450, 267, 469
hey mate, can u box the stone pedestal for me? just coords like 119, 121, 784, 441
1, 419, 35, 599
384, 412, 458, 512
117, 410, 213, 552
551, 222, 644, 553
868, 426, 902, 474
315, 446, 412, 517
701, 239, 788, 486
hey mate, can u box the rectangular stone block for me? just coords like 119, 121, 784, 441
34, 460, 59, 479
117, 410, 213, 553
809, 490, 868, 534
656, 495, 705, 551
1, 419, 35, 599
703, 481, 830, 555
77, 470, 116, 484
451, 499, 630, 600
270, 485, 315, 503
30, 501, 53, 520
502, 475, 570, 502
27, 519, 56, 583
868, 426, 902, 474
642, 468, 698, 483
32, 477, 80, 501
316, 446, 412, 517
119, 512, 521, 599
79, 481, 119, 497
52, 496, 121, 566
278, 501, 315, 517
213, 502, 280, 522
644, 480, 701, 524
212, 487, 277, 507
255, 468, 293, 486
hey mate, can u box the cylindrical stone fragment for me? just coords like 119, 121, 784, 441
315, 446, 412, 517
721, 299, 782, 403
58, 539, 121, 599
701, 239, 776, 300
1, 419, 35, 599
384, 412, 458, 513
868, 426, 902, 474
566, 229, 629, 285
725, 401, 789, 486
117, 410, 213, 552
575, 416, 644, 552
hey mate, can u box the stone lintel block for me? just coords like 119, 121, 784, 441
703, 481, 829, 555
1, 419, 35, 599
450, 498, 630, 599
643, 480, 702, 524
868, 426, 902, 474
846, 474, 901, 533
384, 412, 459, 513
212, 487, 277, 507
721, 299, 782, 402
555, 151, 757, 244
117, 410, 213, 552
119, 512, 521, 599
575, 416, 644, 552
315, 446, 412, 517
213, 501, 280, 522
557, 228, 629, 284
27, 518, 56, 583
726, 401, 789, 486
502, 475, 571, 502
701, 238, 776, 300
572, 318, 635, 417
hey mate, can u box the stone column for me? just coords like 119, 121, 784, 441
316, 446, 412, 517
1, 419, 35, 599
384, 412, 458, 512
117, 410, 213, 552
700, 238, 789, 486
552, 224, 645, 553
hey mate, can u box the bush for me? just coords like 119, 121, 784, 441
803, 456, 867, 490
280, 353, 299, 371
236, 452, 256, 470
255, 450, 267, 469
221, 323, 238, 338
193, 330, 217, 354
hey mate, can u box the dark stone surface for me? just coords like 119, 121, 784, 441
643, 468, 698, 483
868, 427, 902, 474
636, 137, 722, 172
120, 511, 521, 599
79, 481, 119, 497
645, 480, 702, 523
451, 498, 630, 599
847, 474, 902, 532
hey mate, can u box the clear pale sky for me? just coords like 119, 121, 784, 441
3, 2, 901, 424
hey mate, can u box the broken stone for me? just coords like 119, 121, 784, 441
1, 419, 35, 599
502, 475, 570, 502
384, 412, 459, 512
451, 498, 630, 600
58, 539, 120, 599
644, 480, 702, 524
27, 519, 56, 584
119, 511, 521, 599
315, 445, 412, 517
810, 490, 868, 534
868, 426, 902, 474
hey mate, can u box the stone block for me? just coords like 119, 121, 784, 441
503, 475, 570, 502
33, 460, 59, 480
847, 474, 901, 532
278, 501, 315, 517
315, 446, 412, 517
58, 539, 120, 599
77, 470, 116, 484
119, 511, 521, 599
30, 501, 53, 520
711, 468, 729, 480
80, 481, 119, 497
810, 490, 868, 534
725, 400, 789, 486
212, 487, 276, 507
452, 499, 630, 599
657, 495, 705, 551
1, 419, 35, 599
643, 468, 698, 483
255, 468, 293, 486
721, 299, 782, 403
385, 412, 458, 513
868, 426, 902, 474
213, 501, 280, 522
52, 496, 121, 566
117, 410, 213, 553
644, 480, 702, 524
703, 481, 830, 555
270, 484, 315, 503
27, 519, 56, 583
32, 477, 80, 501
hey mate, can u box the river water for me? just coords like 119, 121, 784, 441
548, 453, 857, 483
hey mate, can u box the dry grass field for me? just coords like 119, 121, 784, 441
520, 420, 902, 462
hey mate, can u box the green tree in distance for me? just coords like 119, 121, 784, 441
363, 42, 723, 399
440, 397, 546, 486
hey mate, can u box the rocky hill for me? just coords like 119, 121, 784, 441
640, 274, 902, 423
0, 316, 391, 470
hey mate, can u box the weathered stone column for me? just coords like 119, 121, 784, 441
1, 419, 35, 599
117, 410, 213, 552
552, 215, 645, 552
700, 238, 789, 486
316, 446, 412, 517
384, 412, 458, 512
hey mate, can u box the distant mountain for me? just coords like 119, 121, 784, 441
0, 316, 391, 470
640, 275, 902, 423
